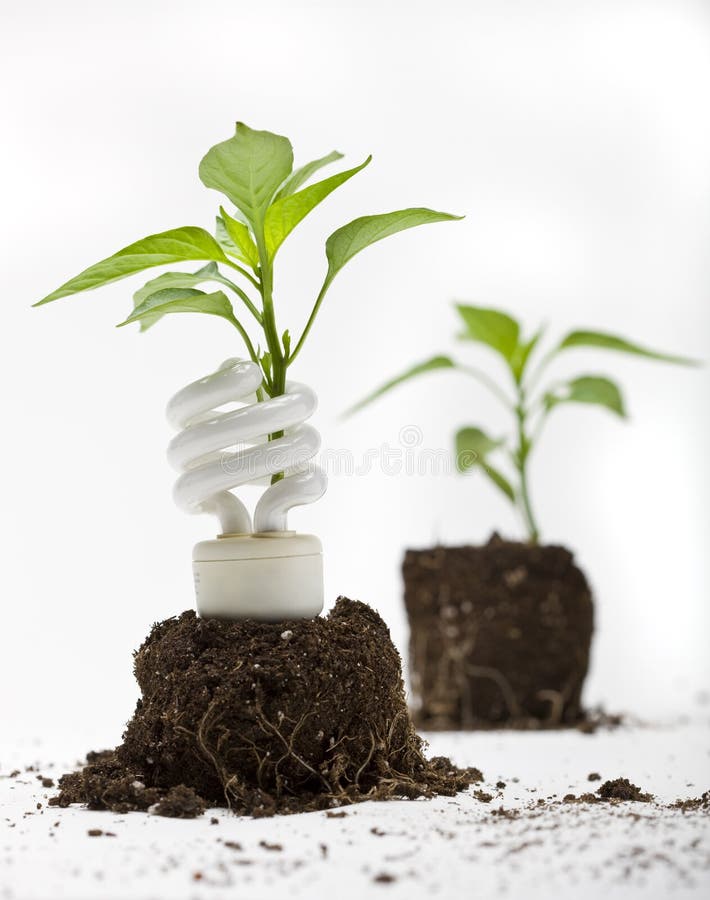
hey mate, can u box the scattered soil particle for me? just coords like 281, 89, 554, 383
49, 599, 480, 818
9, 770, 20, 778
259, 840, 282, 851
370, 827, 386, 836
41, 777, 54, 788
210, 817, 219, 825
474, 790, 493, 803
326, 810, 348, 818
563, 792, 598, 804
319, 843, 328, 858
373, 872, 396, 883
152, 786, 206, 819
87, 829, 115, 837
597, 778, 653, 802
576, 710, 624, 734
588, 772, 601, 782
669, 791, 710, 813
223, 840, 242, 850
403, 537, 594, 728
496, 781, 506, 789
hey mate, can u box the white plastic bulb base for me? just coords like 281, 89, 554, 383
193, 532, 324, 621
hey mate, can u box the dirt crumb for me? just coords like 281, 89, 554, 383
259, 840, 283, 851
152, 786, 206, 819
597, 778, 653, 802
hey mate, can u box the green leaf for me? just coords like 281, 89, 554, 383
324, 208, 462, 289
117, 288, 235, 328
131, 263, 222, 331
282, 329, 291, 358
510, 327, 544, 382
218, 207, 259, 268
274, 150, 344, 201
264, 157, 371, 259
455, 427, 515, 502
343, 355, 455, 417
558, 330, 699, 365
456, 305, 520, 364
544, 375, 626, 417
34, 227, 228, 306
199, 122, 293, 229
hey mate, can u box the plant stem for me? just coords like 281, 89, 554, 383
513, 387, 540, 544
459, 364, 515, 410
288, 281, 329, 365
254, 234, 287, 485
228, 314, 259, 365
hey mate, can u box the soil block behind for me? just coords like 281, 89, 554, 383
403, 536, 594, 729
51, 597, 481, 817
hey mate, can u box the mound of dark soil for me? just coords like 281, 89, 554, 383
403, 536, 594, 729
50, 597, 481, 817
597, 778, 653, 802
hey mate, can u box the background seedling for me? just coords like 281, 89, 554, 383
349, 304, 698, 543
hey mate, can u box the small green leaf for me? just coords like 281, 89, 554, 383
34, 227, 229, 306
218, 207, 259, 268
456, 305, 520, 364
199, 122, 293, 229
282, 329, 291, 358
260, 350, 273, 381
117, 288, 235, 328
131, 263, 222, 331
343, 355, 455, 416
558, 330, 699, 365
274, 150, 344, 201
324, 208, 462, 289
510, 327, 544, 382
265, 157, 371, 259
455, 426, 505, 468
544, 375, 626, 417
455, 427, 515, 502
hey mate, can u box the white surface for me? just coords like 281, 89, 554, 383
2, 721, 709, 900
193, 535, 324, 620
1, 0, 709, 765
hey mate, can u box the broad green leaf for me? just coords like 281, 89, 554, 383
219, 207, 259, 268
274, 150, 344, 201
343, 356, 455, 416
324, 208, 462, 289
34, 227, 228, 306
510, 327, 544, 382
545, 375, 626, 417
131, 263, 222, 332
455, 427, 515, 501
199, 122, 293, 229
558, 330, 698, 365
117, 288, 234, 328
215, 216, 242, 260
456, 305, 520, 364
265, 157, 371, 259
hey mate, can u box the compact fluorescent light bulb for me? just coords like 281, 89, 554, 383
166, 358, 327, 621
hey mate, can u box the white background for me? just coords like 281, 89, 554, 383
1, 0, 708, 751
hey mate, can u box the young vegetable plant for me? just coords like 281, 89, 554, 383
34, 122, 460, 478
348, 304, 697, 543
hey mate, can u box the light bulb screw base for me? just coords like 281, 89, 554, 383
192, 533, 324, 621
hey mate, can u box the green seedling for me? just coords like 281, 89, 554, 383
348, 304, 698, 543
35, 121, 460, 412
